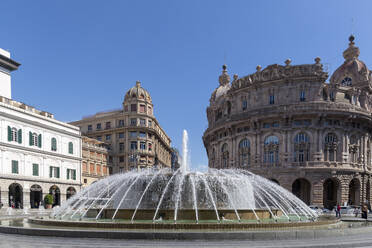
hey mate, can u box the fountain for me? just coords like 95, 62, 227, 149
51, 130, 318, 225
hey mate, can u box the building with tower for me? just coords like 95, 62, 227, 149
203, 36, 372, 209
71, 81, 172, 173
0, 48, 81, 209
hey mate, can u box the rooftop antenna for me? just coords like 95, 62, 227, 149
351, 17, 355, 36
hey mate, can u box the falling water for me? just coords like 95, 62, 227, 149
52, 130, 319, 224
181, 129, 189, 173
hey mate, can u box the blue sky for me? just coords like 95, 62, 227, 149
2, 0, 372, 171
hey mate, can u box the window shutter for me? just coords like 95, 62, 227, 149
67, 169, 70, 180
38, 134, 42, 148
7, 126, 11, 141
18, 129, 22, 144
49, 167, 53, 178
12, 161, 18, 174
69, 142, 73, 154
29, 132, 33, 146
56, 167, 60, 178
73, 170, 76, 180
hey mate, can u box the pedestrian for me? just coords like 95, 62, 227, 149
362, 203, 368, 219
336, 203, 341, 218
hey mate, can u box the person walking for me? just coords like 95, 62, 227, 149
362, 203, 368, 219
336, 203, 341, 218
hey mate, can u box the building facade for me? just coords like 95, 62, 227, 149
71, 81, 172, 173
203, 36, 372, 209
82, 136, 109, 187
0, 49, 81, 209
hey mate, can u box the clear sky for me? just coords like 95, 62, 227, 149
2, 0, 372, 171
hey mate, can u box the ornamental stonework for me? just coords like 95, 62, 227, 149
203, 36, 372, 209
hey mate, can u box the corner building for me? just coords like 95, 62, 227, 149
71, 81, 171, 173
203, 36, 372, 209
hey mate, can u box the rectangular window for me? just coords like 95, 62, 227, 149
49, 166, 60, 178
139, 104, 146, 113
139, 132, 146, 138
148, 120, 152, 127
96, 123, 101, 130
148, 133, 152, 139
148, 106, 152, 115
118, 132, 125, 139
67, 169, 76, 180
272, 122, 279, 127
131, 104, 137, 112
119, 142, 124, 151
130, 131, 137, 138
118, 120, 124, 127
130, 118, 137, 126
140, 141, 146, 150
269, 95, 275, 105
130, 141, 138, 150
263, 123, 270, 128
105, 134, 111, 140
140, 119, 146, 126
303, 120, 311, 126
242, 100, 247, 110
88, 125, 92, 131
32, 163, 39, 176
11, 160, 18, 174
300, 91, 306, 101
119, 156, 124, 162
148, 143, 152, 151
105, 122, 111, 129
97, 136, 102, 141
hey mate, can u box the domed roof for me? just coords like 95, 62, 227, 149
124, 81, 152, 103
210, 65, 231, 104
330, 35, 370, 85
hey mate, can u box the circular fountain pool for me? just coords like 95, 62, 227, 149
50, 168, 317, 225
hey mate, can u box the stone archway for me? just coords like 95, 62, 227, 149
49, 185, 60, 207
9, 183, 23, 209
66, 187, 76, 200
323, 178, 340, 210
348, 178, 360, 206
292, 178, 311, 205
30, 184, 42, 208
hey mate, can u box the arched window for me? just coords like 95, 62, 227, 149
238, 139, 250, 167
51, 137, 57, 151
294, 133, 310, 162
68, 142, 73, 154
221, 143, 229, 168
349, 135, 359, 163
324, 133, 338, 161
264, 136, 279, 164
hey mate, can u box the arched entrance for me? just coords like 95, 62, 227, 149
49, 185, 60, 207
66, 187, 76, 200
292, 178, 311, 205
269, 179, 280, 185
8, 183, 23, 209
30, 185, 42, 208
348, 178, 360, 206
323, 178, 340, 210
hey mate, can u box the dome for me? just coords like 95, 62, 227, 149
124, 81, 152, 103
330, 35, 370, 85
210, 65, 231, 104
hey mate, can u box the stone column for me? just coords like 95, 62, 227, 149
312, 179, 324, 207
23, 188, 31, 209
340, 177, 349, 205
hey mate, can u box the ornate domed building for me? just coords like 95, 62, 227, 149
71, 81, 172, 174
203, 36, 372, 209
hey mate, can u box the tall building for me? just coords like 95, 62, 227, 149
71, 81, 172, 173
203, 36, 372, 209
0, 49, 81, 208
81, 136, 109, 187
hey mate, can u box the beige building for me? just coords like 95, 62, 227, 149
82, 136, 109, 187
203, 36, 372, 209
71, 81, 171, 173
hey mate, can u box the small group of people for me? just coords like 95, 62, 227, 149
335, 201, 370, 219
